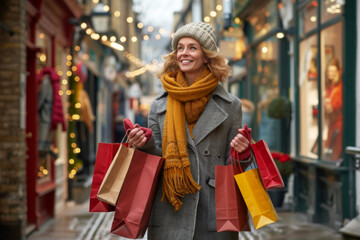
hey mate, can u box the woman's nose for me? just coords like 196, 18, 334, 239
182, 47, 189, 55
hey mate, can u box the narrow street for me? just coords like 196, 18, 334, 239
27, 200, 343, 240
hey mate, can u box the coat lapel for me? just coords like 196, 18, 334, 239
192, 85, 232, 145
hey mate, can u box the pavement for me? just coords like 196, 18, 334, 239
26, 199, 344, 240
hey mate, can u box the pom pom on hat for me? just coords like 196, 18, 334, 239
172, 22, 217, 52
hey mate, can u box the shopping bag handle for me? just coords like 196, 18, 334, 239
119, 130, 131, 145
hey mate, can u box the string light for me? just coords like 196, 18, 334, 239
114, 11, 121, 17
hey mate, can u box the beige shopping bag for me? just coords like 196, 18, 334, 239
97, 143, 135, 206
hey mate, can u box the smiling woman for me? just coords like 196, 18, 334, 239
125, 22, 252, 240
176, 38, 208, 85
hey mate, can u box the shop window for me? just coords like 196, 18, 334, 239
298, 21, 343, 162
321, 0, 345, 23
247, 0, 277, 41
36, 28, 53, 183
320, 22, 343, 161
298, 34, 318, 158
253, 37, 281, 150
298, 1, 318, 38
35, 29, 51, 72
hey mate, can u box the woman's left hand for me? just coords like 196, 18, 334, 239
230, 133, 250, 153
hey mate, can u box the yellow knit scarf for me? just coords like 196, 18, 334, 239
161, 67, 219, 211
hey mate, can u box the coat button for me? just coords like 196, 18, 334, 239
204, 150, 210, 156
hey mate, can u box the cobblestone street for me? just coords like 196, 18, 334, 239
27, 200, 343, 240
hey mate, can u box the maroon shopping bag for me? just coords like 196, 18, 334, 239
251, 139, 284, 190
215, 148, 250, 232
111, 148, 164, 239
89, 143, 125, 212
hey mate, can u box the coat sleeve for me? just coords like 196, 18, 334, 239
137, 98, 163, 157
225, 96, 253, 167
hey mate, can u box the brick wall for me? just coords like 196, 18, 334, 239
0, 0, 27, 239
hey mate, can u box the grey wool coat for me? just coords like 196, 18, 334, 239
140, 84, 248, 240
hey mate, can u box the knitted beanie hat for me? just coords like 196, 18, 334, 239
172, 22, 217, 52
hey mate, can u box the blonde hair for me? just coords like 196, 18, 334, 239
157, 47, 231, 82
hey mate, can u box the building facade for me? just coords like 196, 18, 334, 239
0, 0, 82, 239
232, 0, 357, 230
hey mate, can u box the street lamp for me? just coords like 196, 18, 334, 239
90, 2, 111, 34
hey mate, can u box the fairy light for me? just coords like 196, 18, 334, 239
86, 28, 93, 35
114, 10, 121, 17
120, 36, 127, 42
204, 16, 211, 22
80, 22, 87, 29
103, 5, 110, 12
127, 17, 133, 23
101, 35, 108, 41
110, 42, 125, 51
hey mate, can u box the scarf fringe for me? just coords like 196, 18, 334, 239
162, 166, 202, 211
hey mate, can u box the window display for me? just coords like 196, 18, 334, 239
298, 18, 343, 161
321, 22, 343, 161
253, 37, 281, 151
246, 0, 277, 41
299, 35, 318, 158
298, 1, 318, 38
35, 28, 51, 72
321, 0, 345, 23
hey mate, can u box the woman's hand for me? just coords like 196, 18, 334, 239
127, 124, 147, 147
230, 132, 250, 153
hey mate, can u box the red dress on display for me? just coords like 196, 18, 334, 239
324, 82, 343, 160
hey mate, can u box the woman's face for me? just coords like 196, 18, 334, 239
176, 37, 207, 77
327, 65, 340, 84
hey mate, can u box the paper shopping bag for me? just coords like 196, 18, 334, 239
89, 143, 120, 212
251, 139, 284, 190
215, 164, 250, 232
234, 168, 278, 229
111, 149, 164, 239
97, 143, 135, 206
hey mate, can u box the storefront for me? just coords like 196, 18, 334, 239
293, 0, 356, 229
234, 0, 357, 229
232, 0, 291, 153
25, 0, 82, 232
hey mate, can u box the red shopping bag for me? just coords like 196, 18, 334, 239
89, 143, 125, 212
215, 148, 250, 232
251, 139, 284, 190
111, 148, 164, 239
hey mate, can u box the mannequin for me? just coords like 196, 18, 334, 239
324, 58, 342, 161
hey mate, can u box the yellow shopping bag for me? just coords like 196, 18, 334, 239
234, 168, 278, 229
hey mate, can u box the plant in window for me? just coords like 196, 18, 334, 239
267, 96, 291, 119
